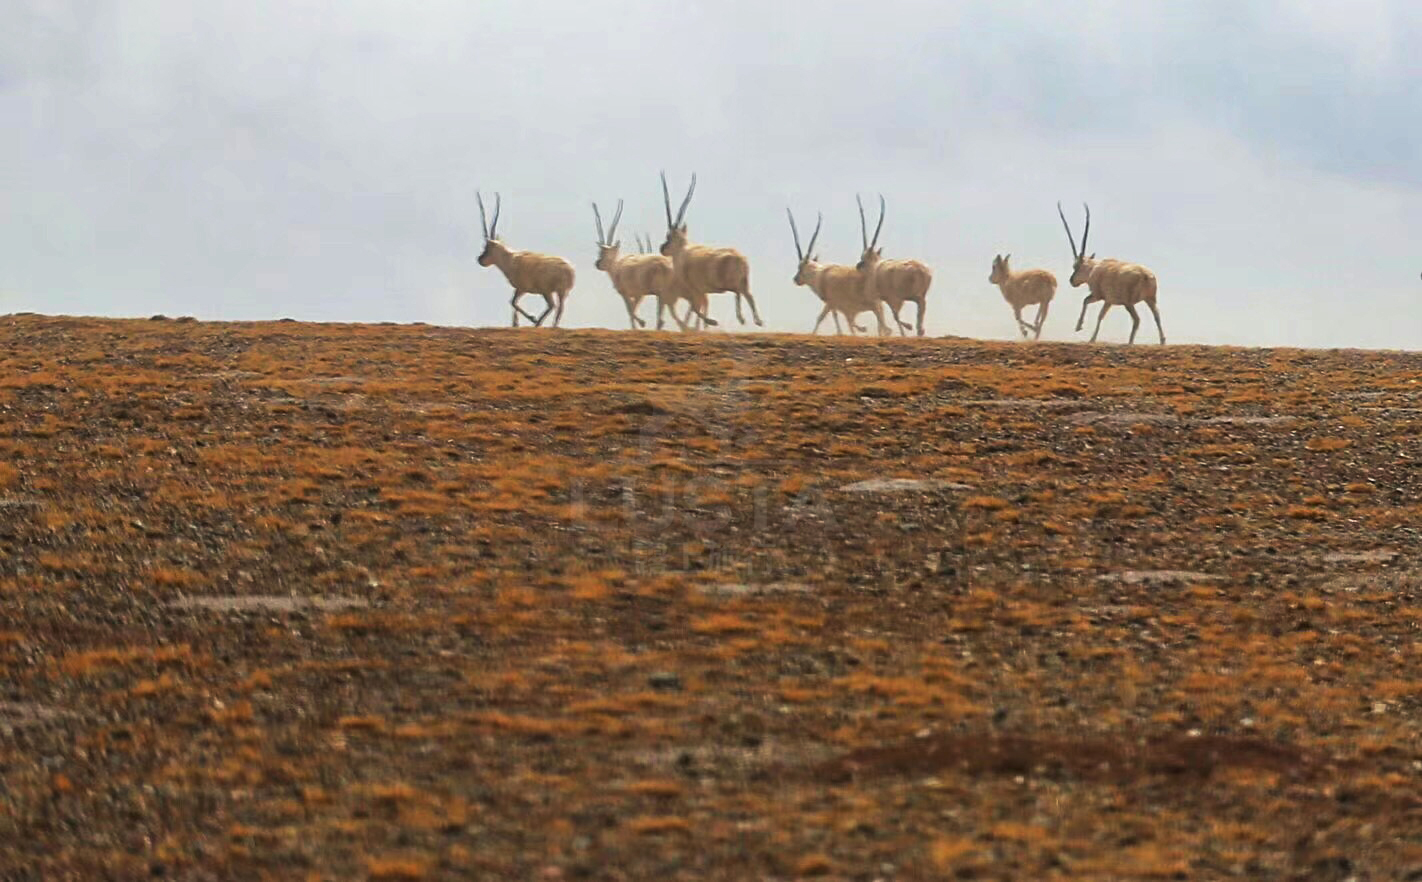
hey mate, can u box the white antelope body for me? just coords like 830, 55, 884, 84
989, 254, 1056, 340
856, 195, 932, 337
659, 172, 762, 327
787, 207, 887, 335
476, 192, 575, 328
1058, 202, 1164, 344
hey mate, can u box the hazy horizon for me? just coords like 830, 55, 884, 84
4, 1, 1421, 349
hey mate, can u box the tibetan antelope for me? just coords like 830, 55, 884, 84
636, 233, 713, 330
989, 254, 1056, 340
636, 232, 717, 331
659, 172, 762, 327
787, 207, 888, 335
592, 200, 715, 333
592, 199, 651, 329
1057, 202, 1164, 344
476, 192, 575, 328
856, 195, 932, 336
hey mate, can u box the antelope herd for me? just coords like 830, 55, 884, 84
477, 173, 1166, 344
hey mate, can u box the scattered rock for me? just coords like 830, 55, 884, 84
0, 702, 73, 728
167, 595, 370, 613
699, 582, 814, 598
648, 672, 682, 692
148, 314, 169, 321
1194, 415, 1296, 426
1099, 570, 1224, 585
1067, 412, 1179, 426
839, 478, 973, 494
1322, 549, 1398, 564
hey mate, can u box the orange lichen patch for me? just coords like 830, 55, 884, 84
364, 857, 430, 880
60, 645, 196, 677
624, 816, 693, 836
1305, 437, 1354, 452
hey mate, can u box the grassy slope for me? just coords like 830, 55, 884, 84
1, 314, 1420, 879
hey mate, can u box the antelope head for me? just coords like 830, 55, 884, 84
476, 191, 505, 266
658, 171, 695, 257
1057, 201, 1095, 287
787, 207, 823, 286
854, 193, 886, 272
990, 253, 1012, 285
592, 198, 625, 271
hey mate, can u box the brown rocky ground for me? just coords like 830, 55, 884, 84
1, 314, 1420, 880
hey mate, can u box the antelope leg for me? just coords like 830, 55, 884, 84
1147, 300, 1166, 344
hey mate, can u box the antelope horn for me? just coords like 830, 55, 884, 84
805, 211, 822, 257
787, 207, 803, 260
870, 194, 885, 250
857, 194, 868, 250
488, 193, 501, 239
674, 173, 696, 227
661, 171, 674, 229
592, 202, 606, 245
1080, 202, 1091, 256
1057, 201, 1079, 258
607, 198, 624, 244
478, 192, 489, 240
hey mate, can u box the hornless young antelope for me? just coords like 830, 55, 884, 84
989, 253, 1056, 340
659, 172, 763, 327
855, 194, 933, 337
787, 207, 888, 335
476, 192, 575, 328
1057, 202, 1164, 344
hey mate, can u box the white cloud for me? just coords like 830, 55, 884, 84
1, 0, 1419, 348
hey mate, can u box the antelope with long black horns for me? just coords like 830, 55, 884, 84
592, 199, 716, 332
658, 171, 762, 327
788, 207, 887, 335
1058, 202, 1164, 344
855, 194, 933, 336
476, 192, 576, 328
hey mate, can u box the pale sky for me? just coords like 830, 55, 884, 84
3, 0, 1421, 348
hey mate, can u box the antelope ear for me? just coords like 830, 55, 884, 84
1089, 252, 1096, 259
